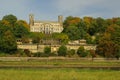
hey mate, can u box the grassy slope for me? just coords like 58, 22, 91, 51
0, 68, 119, 80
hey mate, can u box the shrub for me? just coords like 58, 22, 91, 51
24, 49, 31, 57
44, 46, 51, 54
58, 45, 67, 56
67, 49, 76, 57
33, 52, 42, 57
40, 53, 49, 57
49, 52, 58, 57
77, 46, 88, 57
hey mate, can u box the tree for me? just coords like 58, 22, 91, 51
24, 49, 31, 57
83, 17, 95, 33
89, 49, 96, 61
110, 24, 120, 46
44, 46, 51, 55
30, 32, 45, 44
0, 21, 17, 53
64, 16, 81, 27
58, 45, 67, 56
13, 23, 29, 38
63, 26, 81, 40
77, 46, 87, 57
52, 33, 69, 44
84, 34, 93, 44
67, 49, 75, 57
96, 32, 118, 58
2, 14, 17, 26
0, 30, 17, 53
21, 36, 30, 43
16, 20, 30, 30
115, 47, 120, 60
94, 17, 107, 33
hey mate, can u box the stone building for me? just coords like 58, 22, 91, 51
29, 14, 63, 34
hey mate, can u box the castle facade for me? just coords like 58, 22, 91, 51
29, 14, 63, 34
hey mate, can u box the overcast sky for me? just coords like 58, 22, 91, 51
0, 0, 120, 22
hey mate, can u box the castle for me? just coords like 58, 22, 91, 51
17, 14, 96, 53
29, 14, 63, 34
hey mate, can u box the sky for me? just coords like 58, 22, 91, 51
0, 0, 120, 22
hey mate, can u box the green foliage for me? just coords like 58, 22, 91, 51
94, 17, 107, 33
77, 46, 88, 57
16, 49, 27, 57
84, 34, 93, 44
13, 23, 29, 38
49, 52, 58, 57
0, 20, 11, 36
110, 24, 120, 46
24, 49, 31, 57
16, 20, 29, 30
63, 16, 81, 27
89, 49, 96, 60
67, 49, 76, 57
21, 36, 30, 43
52, 33, 69, 44
0, 30, 17, 53
33, 52, 42, 57
58, 45, 67, 56
115, 48, 120, 60
81, 51, 89, 57
29, 32, 45, 44
96, 33, 118, 58
2, 14, 17, 26
63, 26, 81, 40
0, 20, 17, 54
39, 53, 49, 57
1, 14, 120, 58
44, 47, 51, 54
96, 24, 120, 58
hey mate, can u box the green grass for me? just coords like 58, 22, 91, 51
0, 68, 119, 80
0, 60, 119, 67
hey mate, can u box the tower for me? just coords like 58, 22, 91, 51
58, 15, 63, 24
29, 14, 34, 26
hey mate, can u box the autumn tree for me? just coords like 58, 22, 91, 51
96, 24, 120, 58
64, 16, 81, 27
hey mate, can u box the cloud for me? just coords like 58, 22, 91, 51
54, 0, 101, 14
0, 0, 29, 20
54, 0, 120, 18
0, 0, 120, 22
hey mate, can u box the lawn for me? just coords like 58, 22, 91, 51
0, 68, 119, 80
0, 60, 119, 68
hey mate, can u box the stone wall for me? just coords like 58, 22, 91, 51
17, 44, 96, 53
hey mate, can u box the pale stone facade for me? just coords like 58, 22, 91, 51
29, 14, 63, 34
17, 40, 96, 53
17, 44, 96, 53
17, 44, 38, 53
